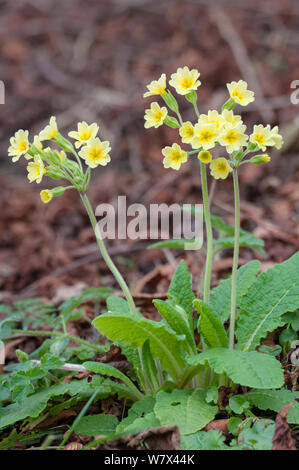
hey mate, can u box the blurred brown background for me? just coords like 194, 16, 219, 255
0, 0, 298, 301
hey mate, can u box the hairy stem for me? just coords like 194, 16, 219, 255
80, 193, 137, 316
200, 162, 213, 303
229, 169, 240, 349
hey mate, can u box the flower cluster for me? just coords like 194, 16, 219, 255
8, 117, 111, 203
143, 68, 283, 178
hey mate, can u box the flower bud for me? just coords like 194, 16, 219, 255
249, 154, 271, 164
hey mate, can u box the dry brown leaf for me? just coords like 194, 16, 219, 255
272, 404, 296, 450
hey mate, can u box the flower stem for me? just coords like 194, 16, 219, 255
229, 169, 240, 349
200, 162, 213, 303
80, 193, 137, 316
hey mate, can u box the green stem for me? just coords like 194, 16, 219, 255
229, 169, 240, 349
200, 162, 213, 303
11, 329, 106, 354
80, 193, 137, 316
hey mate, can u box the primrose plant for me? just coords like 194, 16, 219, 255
7, 68, 299, 412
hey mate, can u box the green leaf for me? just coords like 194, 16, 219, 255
154, 389, 217, 435
247, 389, 299, 413
214, 232, 265, 256
59, 287, 113, 317
74, 414, 118, 436
181, 430, 228, 450
116, 397, 159, 434
236, 253, 299, 351
106, 296, 131, 314
117, 343, 146, 393
141, 340, 159, 391
287, 402, 299, 424
168, 260, 195, 322
229, 395, 250, 414
0, 379, 109, 430
92, 312, 186, 381
194, 300, 228, 348
83, 361, 143, 400
209, 261, 261, 323
153, 299, 196, 353
187, 349, 284, 389
237, 419, 275, 450
279, 328, 297, 346
148, 239, 202, 250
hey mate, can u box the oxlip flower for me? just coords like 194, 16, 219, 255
219, 122, 248, 153
210, 157, 233, 180
169, 66, 201, 96
227, 80, 255, 106
8, 129, 30, 162
40, 189, 53, 204
68, 121, 99, 148
144, 102, 167, 129
143, 74, 167, 98
179, 121, 195, 144
39, 116, 58, 141
198, 150, 212, 164
249, 124, 273, 152
79, 137, 111, 168
162, 143, 188, 170
191, 122, 219, 150
27, 155, 46, 183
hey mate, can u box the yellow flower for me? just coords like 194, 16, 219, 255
79, 137, 111, 168
169, 66, 201, 95
268, 125, 283, 150
162, 143, 188, 170
249, 124, 272, 151
227, 80, 255, 106
143, 74, 166, 98
56, 150, 66, 163
191, 122, 219, 150
40, 189, 53, 204
198, 150, 212, 164
27, 155, 46, 183
261, 154, 271, 162
39, 116, 58, 141
144, 102, 167, 129
68, 121, 99, 148
221, 109, 243, 128
219, 122, 248, 153
33, 135, 43, 151
198, 110, 224, 130
210, 158, 233, 180
8, 129, 30, 162
179, 121, 195, 144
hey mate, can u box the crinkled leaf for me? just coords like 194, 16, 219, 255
153, 299, 196, 353
209, 261, 261, 323
237, 253, 299, 351
247, 389, 299, 413
194, 300, 228, 348
83, 361, 142, 400
154, 389, 217, 435
92, 312, 186, 380
187, 348, 284, 389
168, 260, 195, 323
181, 430, 228, 450
0, 379, 110, 430
74, 414, 118, 436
